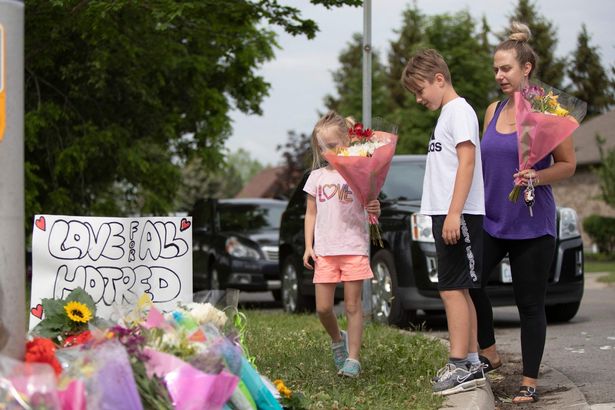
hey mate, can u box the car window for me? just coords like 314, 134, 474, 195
219, 204, 286, 231
380, 160, 425, 201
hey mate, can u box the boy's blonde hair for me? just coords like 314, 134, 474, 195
310, 111, 354, 170
401, 48, 451, 93
495, 22, 538, 78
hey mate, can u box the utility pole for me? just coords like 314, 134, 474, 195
361, 0, 373, 319
0, 0, 25, 359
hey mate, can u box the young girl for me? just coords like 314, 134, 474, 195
302, 111, 380, 378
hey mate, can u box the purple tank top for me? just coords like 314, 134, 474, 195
481, 99, 556, 239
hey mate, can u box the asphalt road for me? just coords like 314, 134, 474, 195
488, 273, 615, 406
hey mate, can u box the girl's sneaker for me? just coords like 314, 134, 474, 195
338, 358, 361, 378
331, 330, 348, 370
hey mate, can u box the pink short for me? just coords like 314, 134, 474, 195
313, 255, 374, 283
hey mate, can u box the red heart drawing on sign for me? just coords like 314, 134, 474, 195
31, 304, 44, 319
35, 216, 46, 231
180, 218, 191, 232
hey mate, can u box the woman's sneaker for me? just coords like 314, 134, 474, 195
338, 358, 361, 378
331, 330, 348, 370
432, 363, 478, 396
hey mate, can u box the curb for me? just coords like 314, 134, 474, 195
534, 364, 589, 409
438, 362, 591, 410
440, 378, 495, 409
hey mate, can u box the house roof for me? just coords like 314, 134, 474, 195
235, 166, 286, 198
574, 110, 615, 166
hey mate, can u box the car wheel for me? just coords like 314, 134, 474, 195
281, 256, 315, 313
546, 301, 581, 323
370, 249, 416, 327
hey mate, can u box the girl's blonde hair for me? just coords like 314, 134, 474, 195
495, 22, 538, 78
310, 111, 354, 170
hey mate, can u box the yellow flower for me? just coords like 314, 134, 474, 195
64, 301, 93, 323
554, 105, 569, 116
274, 379, 292, 398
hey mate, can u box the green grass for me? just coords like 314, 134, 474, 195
585, 260, 615, 274
243, 311, 447, 410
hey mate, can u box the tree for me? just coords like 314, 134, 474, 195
324, 7, 493, 155
175, 148, 263, 210
24, 0, 360, 225
596, 135, 615, 208
176, 157, 244, 212
567, 25, 615, 118
227, 148, 265, 187
508, 0, 567, 87
324, 33, 392, 122
276, 130, 312, 198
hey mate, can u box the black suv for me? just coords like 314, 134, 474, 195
192, 198, 287, 300
278, 155, 584, 326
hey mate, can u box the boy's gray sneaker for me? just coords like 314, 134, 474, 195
331, 330, 348, 370
469, 362, 486, 387
432, 363, 478, 396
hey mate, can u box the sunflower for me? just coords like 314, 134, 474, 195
64, 301, 93, 323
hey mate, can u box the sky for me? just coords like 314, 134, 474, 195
227, 0, 615, 166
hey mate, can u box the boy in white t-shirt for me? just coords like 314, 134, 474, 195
401, 49, 486, 396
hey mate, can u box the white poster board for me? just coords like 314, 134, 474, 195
29, 214, 193, 328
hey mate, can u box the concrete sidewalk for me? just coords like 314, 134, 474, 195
440, 362, 590, 409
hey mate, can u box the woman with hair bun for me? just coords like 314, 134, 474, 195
469, 22, 576, 404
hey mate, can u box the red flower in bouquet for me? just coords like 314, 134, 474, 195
509, 80, 587, 214
324, 118, 398, 246
25, 337, 62, 375
63, 330, 93, 347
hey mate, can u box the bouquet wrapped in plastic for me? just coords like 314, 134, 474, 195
509, 80, 587, 215
0, 354, 62, 409
323, 118, 398, 246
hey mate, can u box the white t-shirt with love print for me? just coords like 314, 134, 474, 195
303, 167, 369, 256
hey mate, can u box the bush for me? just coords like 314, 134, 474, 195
583, 214, 615, 255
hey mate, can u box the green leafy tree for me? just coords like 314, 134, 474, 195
324, 33, 392, 122
567, 25, 615, 117
276, 130, 312, 198
24, 0, 360, 225
324, 7, 493, 155
386, 5, 425, 108
596, 135, 615, 208
227, 148, 265, 187
508, 0, 566, 87
176, 148, 264, 210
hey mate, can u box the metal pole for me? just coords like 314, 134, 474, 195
361, 0, 373, 319
0, 0, 25, 359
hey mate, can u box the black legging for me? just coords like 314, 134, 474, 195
469, 232, 555, 379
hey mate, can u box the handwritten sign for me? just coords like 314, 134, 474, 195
29, 214, 193, 328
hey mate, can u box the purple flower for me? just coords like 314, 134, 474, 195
522, 85, 544, 101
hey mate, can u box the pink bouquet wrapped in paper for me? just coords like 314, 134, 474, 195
323, 118, 398, 246
510, 80, 587, 215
